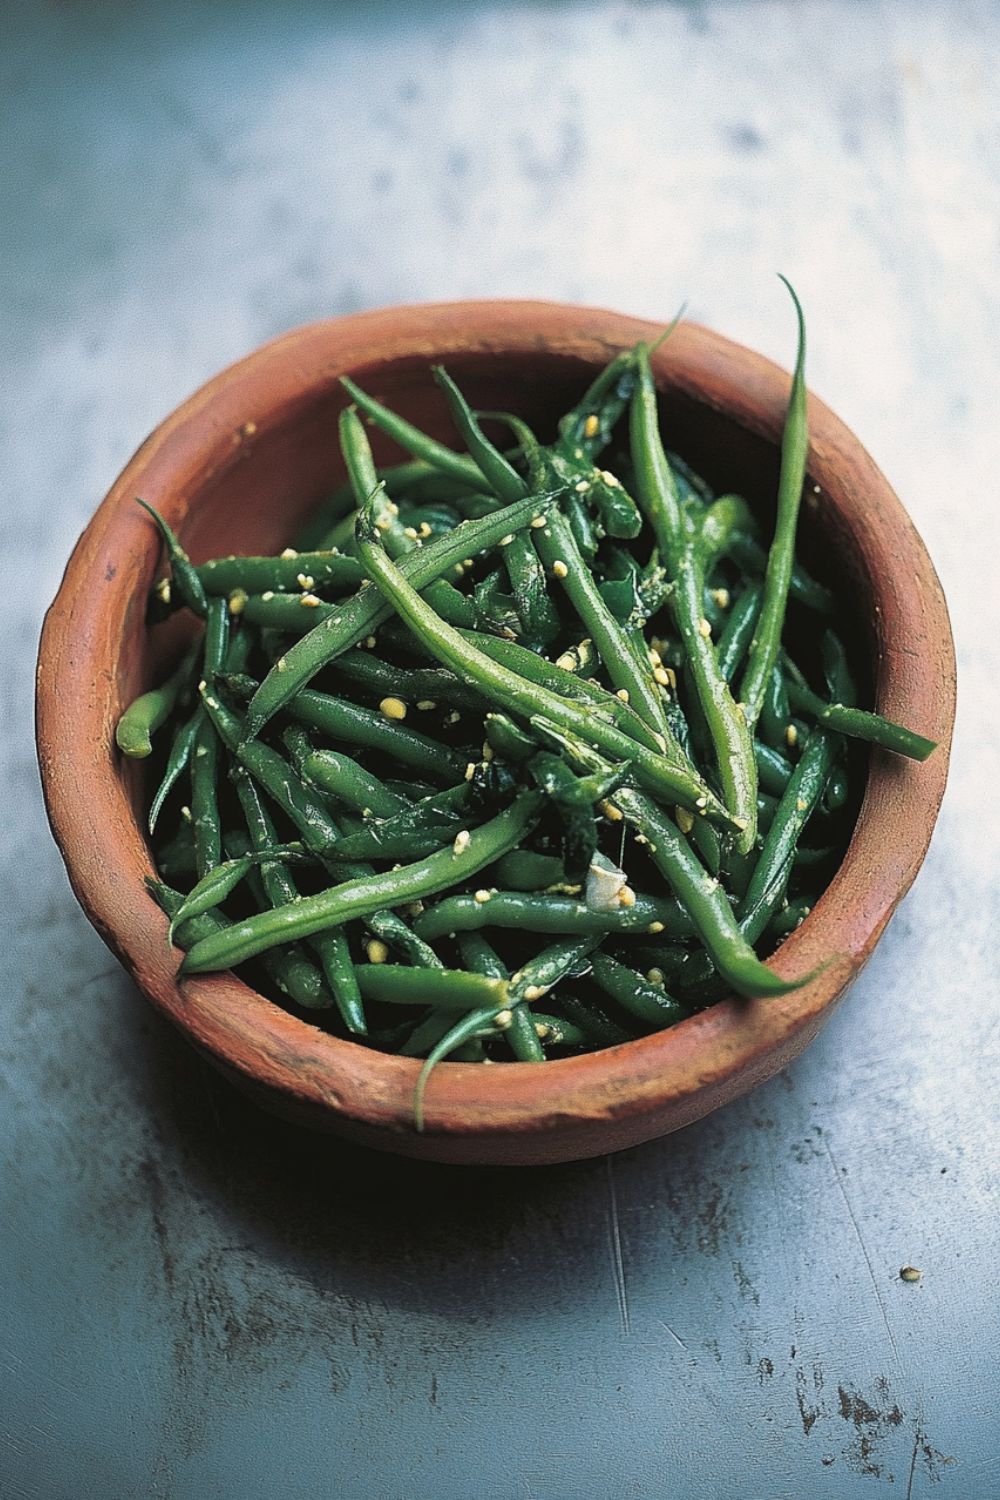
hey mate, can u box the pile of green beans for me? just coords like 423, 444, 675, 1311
121, 283, 937, 1127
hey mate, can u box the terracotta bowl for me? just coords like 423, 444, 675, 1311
36, 301, 955, 1166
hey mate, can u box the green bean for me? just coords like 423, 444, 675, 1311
728, 533, 835, 615
292, 745, 410, 820
137, 500, 208, 617
397, 1011, 460, 1059
556, 349, 636, 461
190, 714, 222, 877
153, 821, 196, 881
630, 346, 757, 850
615, 787, 806, 998
794, 843, 837, 869
165, 846, 308, 938
352, 503, 731, 825
769, 897, 813, 937
413, 890, 691, 942
184, 550, 363, 601
241, 872, 332, 1009
532, 509, 670, 738
200, 686, 343, 856
784, 682, 937, 761
758, 665, 791, 749
484, 712, 537, 763
180, 791, 544, 972
283, 685, 468, 782
116, 644, 199, 760
457, 933, 545, 1062
739, 278, 809, 727
433, 369, 561, 648
351, 964, 509, 1011
239, 577, 476, 634
340, 376, 484, 487
321, 785, 469, 861
234, 770, 365, 1033
551, 991, 633, 1047
459, 629, 665, 755
589, 952, 687, 1028
147, 708, 200, 834
690, 816, 722, 877
492, 851, 566, 891
333, 649, 479, 713
339, 405, 416, 559
530, 1013, 589, 1048
279, 723, 446, 971
698, 494, 754, 569
716, 582, 761, 684
509, 935, 600, 1004
242, 489, 558, 743
147, 877, 231, 951
740, 728, 840, 938
755, 740, 795, 795
823, 767, 849, 813
414, 1004, 507, 1130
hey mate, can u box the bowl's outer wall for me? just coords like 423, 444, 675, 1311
36, 301, 955, 1165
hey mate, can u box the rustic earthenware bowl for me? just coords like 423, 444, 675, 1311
36, 301, 955, 1165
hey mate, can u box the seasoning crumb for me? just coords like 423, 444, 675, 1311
552, 560, 569, 579
366, 939, 389, 965
464, 762, 476, 782
416, 700, 437, 712
452, 829, 471, 855
474, 889, 492, 905
583, 414, 600, 438
648, 921, 665, 934
900, 1266, 922, 1283
379, 696, 407, 721
676, 806, 694, 834
280, 547, 298, 560
493, 1009, 513, 1030
698, 617, 712, 639
523, 984, 546, 1002
786, 723, 799, 747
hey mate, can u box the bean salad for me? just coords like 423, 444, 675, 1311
119, 284, 936, 1125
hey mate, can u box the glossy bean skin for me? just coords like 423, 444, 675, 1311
116, 644, 198, 760
241, 490, 559, 743
738, 278, 809, 728
352, 503, 732, 825
630, 346, 757, 850
615, 788, 806, 999
234, 770, 366, 1034
412, 889, 692, 942
180, 792, 544, 973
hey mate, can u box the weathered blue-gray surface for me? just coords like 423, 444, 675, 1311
3, 2, 997, 1496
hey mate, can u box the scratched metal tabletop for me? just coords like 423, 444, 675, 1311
4, 2, 998, 1496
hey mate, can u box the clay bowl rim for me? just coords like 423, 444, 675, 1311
36, 299, 955, 1162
